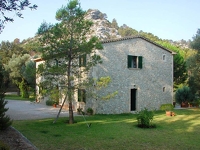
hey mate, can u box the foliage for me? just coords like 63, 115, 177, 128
0, 41, 28, 64
0, 140, 9, 150
111, 18, 119, 29
118, 24, 138, 37
188, 31, 200, 96
37, 0, 103, 124
5, 54, 35, 98
160, 104, 174, 111
49, 87, 59, 104
136, 108, 155, 128
0, 63, 12, 130
0, 0, 37, 33
190, 29, 200, 51
157, 41, 188, 89
175, 86, 193, 104
86, 107, 93, 115
46, 99, 55, 106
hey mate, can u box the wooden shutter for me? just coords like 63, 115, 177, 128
127, 55, 132, 68
78, 89, 86, 102
83, 54, 86, 67
138, 56, 143, 69
79, 54, 86, 67
78, 89, 81, 102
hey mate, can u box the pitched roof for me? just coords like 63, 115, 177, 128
101, 36, 176, 54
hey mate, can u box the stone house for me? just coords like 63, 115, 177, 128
35, 36, 175, 114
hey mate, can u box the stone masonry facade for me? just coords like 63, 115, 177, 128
86, 36, 175, 114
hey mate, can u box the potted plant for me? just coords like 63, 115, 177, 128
86, 107, 93, 115
160, 104, 174, 116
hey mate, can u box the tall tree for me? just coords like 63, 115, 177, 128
37, 0, 103, 124
190, 29, 200, 51
156, 41, 188, 89
0, 0, 37, 33
0, 62, 12, 130
111, 18, 119, 29
187, 29, 200, 96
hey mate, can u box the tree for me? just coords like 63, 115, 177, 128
5, 54, 34, 98
156, 41, 188, 89
111, 18, 119, 29
173, 52, 187, 87
187, 52, 200, 96
118, 24, 138, 37
0, 0, 37, 33
0, 41, 28, 65
175, 86, 193, 104
187, 29, 200, 96
37, 0, 103, 124
190, 29, 200, 51
0, 62, 12, 130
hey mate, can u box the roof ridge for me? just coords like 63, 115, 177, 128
101, 36, 176, 54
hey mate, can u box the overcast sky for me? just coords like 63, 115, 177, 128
0, 0, 199, 42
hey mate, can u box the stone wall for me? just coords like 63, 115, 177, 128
87, 37, 174, 114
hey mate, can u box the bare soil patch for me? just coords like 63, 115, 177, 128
0, 127, 37, 150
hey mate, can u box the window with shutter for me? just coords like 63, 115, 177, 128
79, 54, 86, 67
127, 55, 143, 69
78, 89, 86, 102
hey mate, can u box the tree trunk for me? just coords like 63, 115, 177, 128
68, 101, 74, 124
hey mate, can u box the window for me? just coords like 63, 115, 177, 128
79, 54, 86, 67
163, 87, 165, 92
78, 89, 86, 102
162, 54, 166, 61
127, 55, 143, 69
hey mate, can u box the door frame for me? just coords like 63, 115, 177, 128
130, 88, 137, 111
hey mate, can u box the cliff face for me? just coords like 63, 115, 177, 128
85, 9, 121, 40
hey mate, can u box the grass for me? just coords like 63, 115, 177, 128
5, 94, 35, 101
12, 108, 200, 150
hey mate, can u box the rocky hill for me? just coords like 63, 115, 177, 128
85, 9, 121, 40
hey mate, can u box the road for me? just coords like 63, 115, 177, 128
5, 100, 73, 120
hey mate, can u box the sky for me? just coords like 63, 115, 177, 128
0, 0, 199, 42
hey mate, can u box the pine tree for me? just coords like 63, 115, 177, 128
0, 63, 12, 130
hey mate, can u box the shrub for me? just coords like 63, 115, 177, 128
46, 99, 54, 106
0, 96, 13, 130
136, 108, 155, 128
87, 107, 93, 115
160, 104, 174, 111
175, 86, 193, 104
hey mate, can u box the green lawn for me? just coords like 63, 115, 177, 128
12, 109, 200, 150
5, 94, 35, 101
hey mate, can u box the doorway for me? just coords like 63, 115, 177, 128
131, 89, 137, 111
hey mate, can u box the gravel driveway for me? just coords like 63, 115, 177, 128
5, 100, 72, 120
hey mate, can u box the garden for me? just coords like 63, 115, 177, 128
8, 108, 200, 150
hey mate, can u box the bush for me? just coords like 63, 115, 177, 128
0, 95, 12, 130
160, 104, 174, 111
0, 140, 9, 150
175, 86, 193, 104
87, 107, 93, 115
46, 99, 54, 106
136, 108, 155, 128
